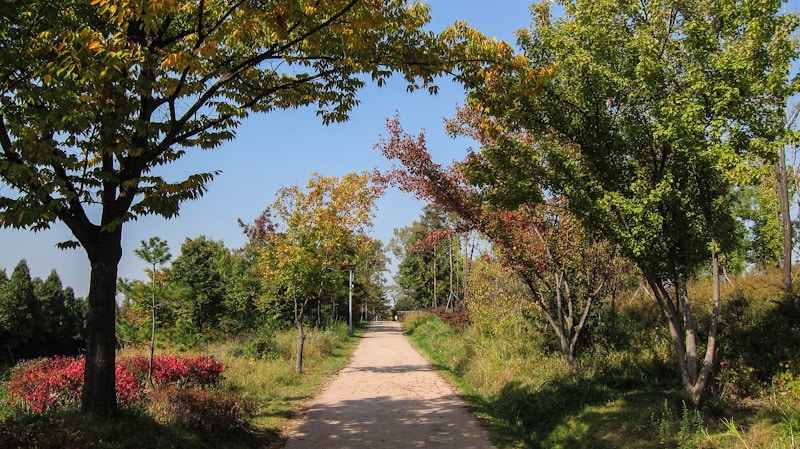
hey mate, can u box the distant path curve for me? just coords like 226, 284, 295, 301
283, 321, 495, 449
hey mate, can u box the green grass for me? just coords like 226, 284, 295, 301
0, 322, 363, 449
402, 312, 800, 449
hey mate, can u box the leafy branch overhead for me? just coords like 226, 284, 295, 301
0, 0, 512, 237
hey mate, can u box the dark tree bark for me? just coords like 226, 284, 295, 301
80, 230, 123, 417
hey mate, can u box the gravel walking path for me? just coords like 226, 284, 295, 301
283, 321, 496, 449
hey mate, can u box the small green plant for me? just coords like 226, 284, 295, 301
678, 401, 704, 449
715, 357, 761, 402
717, 418, 750, 449
657, 399, 672, 447
773, 362, 800, 405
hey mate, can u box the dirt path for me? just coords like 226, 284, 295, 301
283, 321, 496, 449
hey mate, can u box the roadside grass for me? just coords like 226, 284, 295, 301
0, 322, 362, 449
402, 311, 800, 449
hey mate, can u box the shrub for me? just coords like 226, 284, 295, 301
118, 353, 224, 388
147, 386, 253, 433
231, 332, 281, 360
430, 306, 471, 328
772, 362, 800, 406
185, 355, 225, 386
8, 357, 82, 413
117, 354, 150, 385
8, 356, 142, 413
713, 357, 761, 402
402, 311, 438, 334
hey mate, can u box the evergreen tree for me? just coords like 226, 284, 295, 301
0, 260, 36, 359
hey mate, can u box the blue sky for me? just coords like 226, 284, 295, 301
0, 1, 534, 297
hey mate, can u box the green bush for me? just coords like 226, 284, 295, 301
228, 328, 282, 360
402, 311, 438, 334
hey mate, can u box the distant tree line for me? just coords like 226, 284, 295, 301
0, 260, 86, 362
117, 235, 266, 348
117, 212, 386, 356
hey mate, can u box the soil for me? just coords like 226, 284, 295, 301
283, 321, 496, 449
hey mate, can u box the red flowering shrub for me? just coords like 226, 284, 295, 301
118, 355, 150, 384
8, 356, 142, 413
152, 353, 191, 387
149, 353, 224, 388
185, 355, 225, 387
8, 357, 83, 412
115, 364, 144, 404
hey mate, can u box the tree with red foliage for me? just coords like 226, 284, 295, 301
375, 116, 622, 370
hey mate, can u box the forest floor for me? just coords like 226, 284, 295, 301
282, 321, 495, 449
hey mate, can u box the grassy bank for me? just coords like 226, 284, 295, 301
0, 322, 361, 449
403, 312, 800, 449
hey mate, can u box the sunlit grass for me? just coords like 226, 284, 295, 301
404, 312, 800, 449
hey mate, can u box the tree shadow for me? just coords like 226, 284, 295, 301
285, 394, 494, 449
464, 376, 696, 449
362, 322, 402, 334
0, 407, 281, 449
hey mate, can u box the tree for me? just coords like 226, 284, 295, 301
466, 256, 534, 331
0, 260, 36, 360
133, 236, 171, 385
218, 245, 264, 334
169, 236, 226, 338
34, 270, 79, 356
256, 172, 383, 373
734, 184, 783, 272
390, 205, 460, 309
376, 117, 619, 370
0, 0, 507, 416
358, 238, 391, 320
463, 0, 799, 403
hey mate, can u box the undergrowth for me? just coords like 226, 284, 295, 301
403, 309, 800, 449
0, 322, 359, 449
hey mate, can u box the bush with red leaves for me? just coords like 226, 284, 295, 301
8, 356, 142, 413
118, 353, 224, 388
429, 306, 471, 328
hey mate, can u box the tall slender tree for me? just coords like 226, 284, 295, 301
0, 260, 36, 360
133, 236, 171, 385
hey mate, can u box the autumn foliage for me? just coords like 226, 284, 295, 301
8, 354, 223, 414
8, 356, 141, 413
375, 114, 623, 370
120, 354, 224, 389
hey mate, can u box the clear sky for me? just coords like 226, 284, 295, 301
0, 1, 534, 297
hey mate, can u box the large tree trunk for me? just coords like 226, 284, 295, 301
81, 230, 123, 417
643, 260, 719, 406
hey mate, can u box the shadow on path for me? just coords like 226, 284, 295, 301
284, 322, 495, 449
286, 395, 491, 449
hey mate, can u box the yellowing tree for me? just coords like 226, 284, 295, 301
0, 0, 508, 416
256, 172, 383, 374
